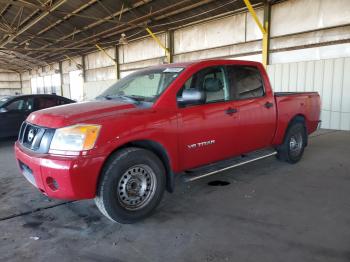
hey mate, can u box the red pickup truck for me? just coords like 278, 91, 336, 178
15, 59, 321, 223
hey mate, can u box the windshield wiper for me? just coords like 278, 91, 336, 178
97, 94, 141, 104
119, 95, 142, 104
97, 95, 114, 100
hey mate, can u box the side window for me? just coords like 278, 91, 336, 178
58, 98, 69, 105
36, 97, 58, 109
6, 98, 34, 112
24, 98, 34, 111
6, 100, 23, 111
228, 66, 264, 100
183, 76, 193, 90
177, 66, 230, 104
177, 76, 194, 98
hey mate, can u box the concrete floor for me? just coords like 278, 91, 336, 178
0, 130, 349, 262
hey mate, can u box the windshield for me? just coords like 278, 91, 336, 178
0, 97, 11, 108
97, 67, 184, 103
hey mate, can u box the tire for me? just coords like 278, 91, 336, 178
95, 147, 166, 224
276, 122, 307, 164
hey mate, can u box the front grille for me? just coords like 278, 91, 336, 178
18, 122, 55, 153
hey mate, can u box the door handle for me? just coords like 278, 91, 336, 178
225, 107, 238, 115
264, 102, 274, 109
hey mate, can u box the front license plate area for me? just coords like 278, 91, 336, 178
19, 161, 37, 187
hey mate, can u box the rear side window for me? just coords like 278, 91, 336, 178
227, 66, 264, 100
36, 97, 58, 109
58, 98, 70, 105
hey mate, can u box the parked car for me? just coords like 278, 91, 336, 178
0, 94, 74, 138
15, 60, 321, 223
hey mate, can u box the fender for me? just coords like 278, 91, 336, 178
273, 114, 307, 146
99, 139, 175, 193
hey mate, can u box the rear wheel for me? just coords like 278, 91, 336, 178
95, 147, 166, 224
277, 122, 307, 164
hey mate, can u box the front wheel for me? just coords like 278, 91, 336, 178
276, 122, 307, 164
95, 147, 166, 224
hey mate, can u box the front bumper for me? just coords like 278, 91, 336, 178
15, 142, 105, 200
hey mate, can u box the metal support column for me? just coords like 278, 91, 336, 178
96, 44, 119, 79
59, 61, 64, 96
263, 0, 271, 66
81, 55, 87, 82
19, 72, 23, 94
146, 27, 171, 63
243, 0, 270, 67
115, 45, 121, 79
166, 30, 174, 63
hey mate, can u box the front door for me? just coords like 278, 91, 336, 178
1, 97, 34, 137
177, 66, 241, 170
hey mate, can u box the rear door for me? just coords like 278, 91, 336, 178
34, 96, 59, 110
177, 66, 241, 170
227, 65, 276, 153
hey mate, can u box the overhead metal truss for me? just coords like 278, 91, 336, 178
0, 0, 265, 72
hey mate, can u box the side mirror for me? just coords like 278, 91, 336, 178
177, 89, 206, 107
0, 107, 8, 113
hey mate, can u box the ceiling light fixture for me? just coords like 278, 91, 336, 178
119, 33, 128, 45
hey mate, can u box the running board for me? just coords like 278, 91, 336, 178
182, 148, 277, 182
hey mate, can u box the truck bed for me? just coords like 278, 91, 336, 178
272, 91, 321, 145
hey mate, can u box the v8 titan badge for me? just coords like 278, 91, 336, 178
187, 140, 215, 149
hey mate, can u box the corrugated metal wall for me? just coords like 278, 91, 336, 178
0, 72, 21, 95
267, 57, 350, 130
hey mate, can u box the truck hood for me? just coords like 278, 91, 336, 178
27, 100, 138, 128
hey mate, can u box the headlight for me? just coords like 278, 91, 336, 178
49, 124, 101, 155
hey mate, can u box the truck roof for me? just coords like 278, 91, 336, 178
149, 59, 263, 70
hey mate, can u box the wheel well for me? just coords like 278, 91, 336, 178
286, 114, 308, 146
100, 140, 175, 193
291, 114, 305, 124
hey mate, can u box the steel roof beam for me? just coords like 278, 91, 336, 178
26, 0, 150, 59
0, 0, 44, 10
28, 0, 151, 58
0, 3, 10, 16
0, 0, 68, 48
16, 0, 99, 47
35, 0, 208, 60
